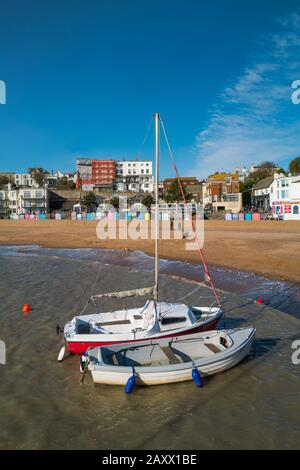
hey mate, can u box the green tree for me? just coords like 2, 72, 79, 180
289, 156, 300, 175
141, 194, 154, 209
81, 191, 97, 210
110, 196, 120, 209
164, 180, 192, 203
240, 162, 280, 191
56, 176, 76, 190
28, 167, 49, 187
257, 161, 277, 169
0, 175, 11, 188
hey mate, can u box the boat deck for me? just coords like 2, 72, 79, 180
102, 340, 224, 367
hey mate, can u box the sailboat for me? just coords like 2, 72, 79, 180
57, 113, 223, 361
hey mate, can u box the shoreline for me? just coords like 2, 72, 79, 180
0, 219, 299, 284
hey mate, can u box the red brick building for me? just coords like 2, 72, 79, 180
163, 177, 199, 191
76, 159, 116, 190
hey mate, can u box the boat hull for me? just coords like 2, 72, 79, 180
66, 316, 220, 355
89, 328, 255, 386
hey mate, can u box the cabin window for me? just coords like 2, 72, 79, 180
161, 317, 186, 325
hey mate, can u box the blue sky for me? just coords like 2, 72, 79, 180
0, 0, 300, 178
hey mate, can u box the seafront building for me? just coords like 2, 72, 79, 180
116, 160, 154, 193
251, 175, 274, 211
270, 174, 300, 220
76, 158, 154, 193
0, 184, 48, 216
202, 172, 242, 212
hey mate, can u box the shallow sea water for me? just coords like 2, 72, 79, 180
0, 246, 299, 449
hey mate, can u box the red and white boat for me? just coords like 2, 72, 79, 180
58, 293, 223, 358
57, 113, 223, 361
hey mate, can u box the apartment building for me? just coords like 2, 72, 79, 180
75, 158, 154, 193
76, 158, 116, 191
116, 160, 154, 193
0, 185, 48, 215
15, 173, 39, 188
18, 187, 48, 214
0, 187, 18, 215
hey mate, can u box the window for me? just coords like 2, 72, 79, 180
128, 170, 131, 174
161, 317, 186, 325
293, 205, 299, 214
36, 191, 42, 198
24, 191, 31, 198
141, 169, 144, 174
146, 169, 149, 174
281, 179, 289, 188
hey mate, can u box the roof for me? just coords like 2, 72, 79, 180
163, 177, 198, 183
252, 175, 274, 190
208, 172, 239, 181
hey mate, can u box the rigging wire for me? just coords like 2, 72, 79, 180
160, 117, 221, 307
134, 115, 154, 160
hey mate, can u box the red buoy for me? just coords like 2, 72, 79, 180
256, 298, 264, 304
22, 303, 31, 314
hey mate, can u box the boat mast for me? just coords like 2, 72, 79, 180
154, 112, 160, 301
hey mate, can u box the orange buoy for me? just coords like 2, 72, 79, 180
256, 298, 264, 304
22, 303, 31, 314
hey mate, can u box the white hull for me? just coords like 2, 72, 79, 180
87, 328, 255, 386
63, 302, 223, 356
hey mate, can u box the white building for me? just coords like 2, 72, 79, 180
0, 188, 18, 214
234, 165, 249, 182
18, 187, 48, 214
15, 173, 39, 188
0, 185, 48, 215
270, 174, 300, 220
116, 160, 154, 193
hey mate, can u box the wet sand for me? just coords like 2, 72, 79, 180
0, 220, 299, 283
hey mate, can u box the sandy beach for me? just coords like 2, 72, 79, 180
0, 219, 299, 283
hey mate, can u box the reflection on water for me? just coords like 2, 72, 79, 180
0, 246, 299, 449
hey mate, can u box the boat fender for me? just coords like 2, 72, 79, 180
125, 374, 136, 394
192, 367, 203, 387
57, 344, 66, 362
80, 353, 88, 373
